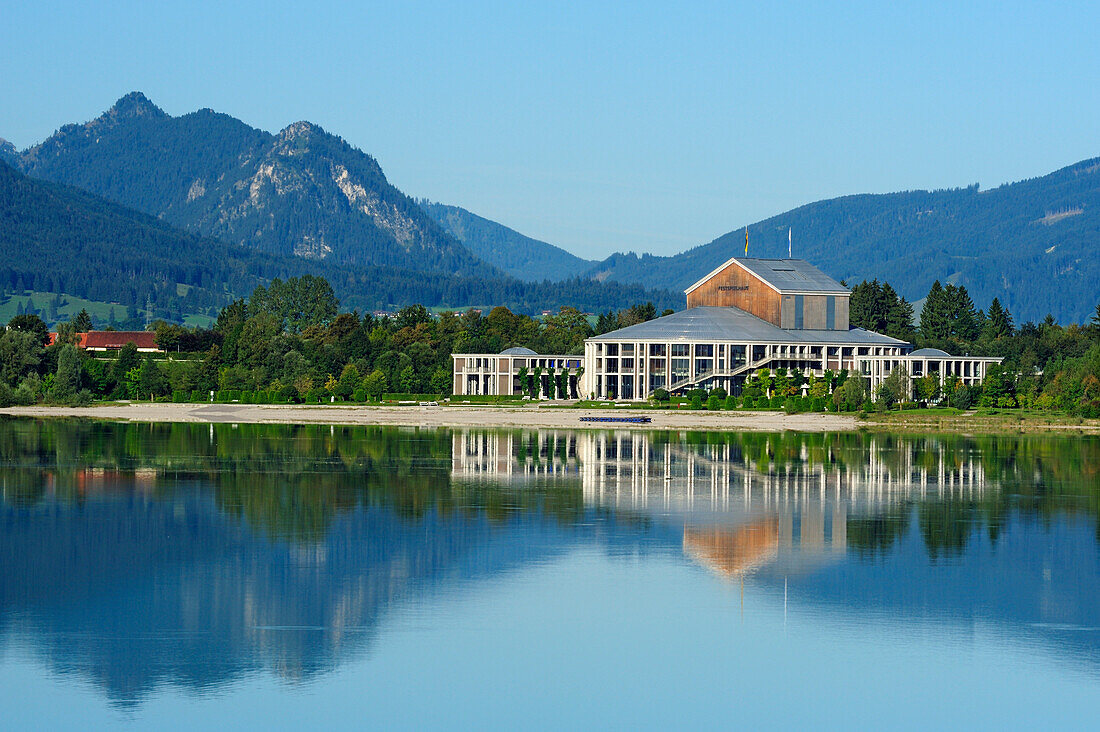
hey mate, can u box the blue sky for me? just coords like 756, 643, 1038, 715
2, 1, 1098, 259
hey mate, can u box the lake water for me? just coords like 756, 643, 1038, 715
0, 420, 1097, 729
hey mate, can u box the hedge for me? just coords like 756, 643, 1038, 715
453, 394, 528, 404
381, 393, 444, 401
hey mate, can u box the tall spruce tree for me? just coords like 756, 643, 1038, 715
985, 298, 1014, 339
920, 281, 950, 341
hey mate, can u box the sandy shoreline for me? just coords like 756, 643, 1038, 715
0, 402, 859, 432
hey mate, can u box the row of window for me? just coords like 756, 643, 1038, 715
459, 357, 581, 370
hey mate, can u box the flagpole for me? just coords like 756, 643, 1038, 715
788, 227, 792, 258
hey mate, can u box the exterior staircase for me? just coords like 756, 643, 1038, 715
657, 356, 774, 395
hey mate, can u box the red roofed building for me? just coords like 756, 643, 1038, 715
48, 331, 162, 352
80, 331, 161, 352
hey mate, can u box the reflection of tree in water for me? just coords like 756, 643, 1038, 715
846, 506, 913, 559
0, 421, 586, 543
0, 420, 1099, 705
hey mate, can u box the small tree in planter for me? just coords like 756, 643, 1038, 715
516, 366, 529, 396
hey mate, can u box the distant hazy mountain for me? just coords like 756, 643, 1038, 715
585, 158, 1100, 324
15, 93, 492, 276
420, 201, 595, 282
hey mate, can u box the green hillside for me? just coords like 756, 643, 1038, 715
585, 158, 1100, 324
420, 201, 594, 282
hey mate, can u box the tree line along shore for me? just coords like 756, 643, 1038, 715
0, 274, 1098, 419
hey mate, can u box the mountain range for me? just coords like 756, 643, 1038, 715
0, 159, 681, 321
430, 160, 1100, 325
1, 95, 681, 320
15, 93, 490, 276
5, 92, 1099, 324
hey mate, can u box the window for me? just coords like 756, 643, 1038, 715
649, 344, 666, 357
606, 344, 619, 356
671, 344, 690, 357
621, 343, 634, 355
621, 358, 634, 370
695, 344, 714, 357
649, 359, 666, 373
606, 358, 618, 372
794, 295, 804, 329
826, 296, 836, 330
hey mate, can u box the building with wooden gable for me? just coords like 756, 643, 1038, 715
582, 257, 999, 400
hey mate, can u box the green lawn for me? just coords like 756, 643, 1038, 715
0, 291, 214, 329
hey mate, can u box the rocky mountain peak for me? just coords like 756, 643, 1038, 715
279, 121, 319, 140
107, 92, 168, 121
0, 138, 17, 166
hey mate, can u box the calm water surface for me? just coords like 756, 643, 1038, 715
0, 420, 1097, 729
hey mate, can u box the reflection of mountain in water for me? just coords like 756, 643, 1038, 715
0, 484, 585, 705
1, 421, 1099, 704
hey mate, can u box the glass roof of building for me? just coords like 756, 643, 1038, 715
588, 306, 909, 346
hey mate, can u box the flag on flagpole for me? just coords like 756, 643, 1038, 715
744, 227, 748, 256
788, 227, 792, 258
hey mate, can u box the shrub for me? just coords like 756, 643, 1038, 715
454, 394, 527, 404
809, 397, 825, 412
783, 397, 802, 414
724, 395, 737, 410
190, 390, 205, 402
304, 387, 324, 403
769, 396, 785, 409
172, 390, 186, 403
652, 388, 670, 403
950, 385, 974, 410
277, 383, 299, 403
711, 387, 728, 400
706, 395, 721, 410
756, 396, 771, 409
381, 393, 445, 402
690, 395, 703, 410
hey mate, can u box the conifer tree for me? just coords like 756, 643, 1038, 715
985, 298, 1014, 339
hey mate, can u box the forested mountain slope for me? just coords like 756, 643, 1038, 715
0, 159, 277, 320
0, 161, 681, 319
420, 201, 594, 281
586, 158, 1100, 323
15, 93, 492, 276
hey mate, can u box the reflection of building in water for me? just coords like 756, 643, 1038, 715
451, 430, 584, 482
683, 520, 780, 578
452, 429, 989, 577
576, 431, 985, 515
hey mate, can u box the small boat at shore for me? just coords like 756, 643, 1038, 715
579, 416, 652, 424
